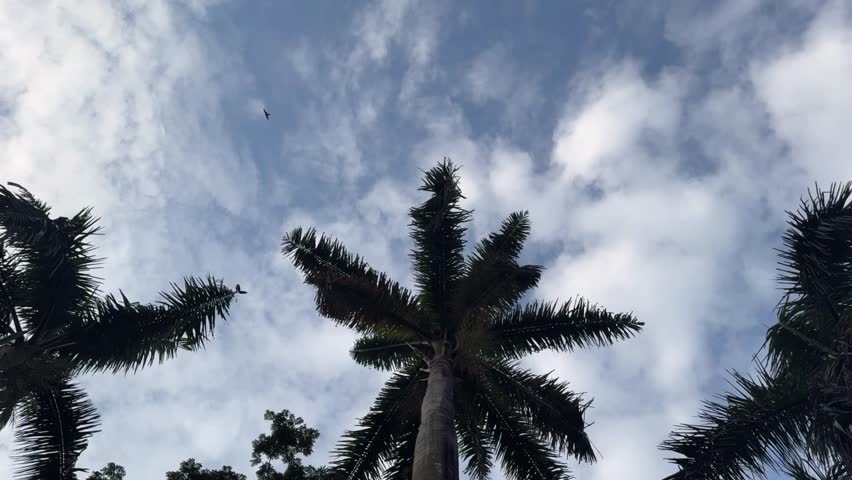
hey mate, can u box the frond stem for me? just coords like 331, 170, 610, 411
0, 267, 22, 337
50, 391, 66, 478
776, 317, 840, 358
353, 341, 430, 353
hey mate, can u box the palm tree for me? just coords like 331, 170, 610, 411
0, 182, 243, 480
282, 159, 643, 480
660, 182, 852, 479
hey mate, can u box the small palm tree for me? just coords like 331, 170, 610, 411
0, 182, 243, 480
282, 159, 643, 480
660, 183, 852, 479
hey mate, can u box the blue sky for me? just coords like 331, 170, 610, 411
2, 0, 851, 478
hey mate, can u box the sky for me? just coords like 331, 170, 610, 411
1, 0, 851, 478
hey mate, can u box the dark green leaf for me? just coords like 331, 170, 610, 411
283, 228, 425, 338
165, 459, 247, 480
330, 364, 426, 480
1, 184, 102, 338
350, 335, 425, 371
661, 367, 813, 480
380, 418, 418, 480
454, 381, 494, 480
488, 298, 642, 359
454, 211, 541, 325
408, 159, 472, 330
481, 359, 594, 462
85, 462, 126, 480
473, 373, 571, 480
12, 377, 100, 480
62, 276, 237, 373
252, 409, 320, 467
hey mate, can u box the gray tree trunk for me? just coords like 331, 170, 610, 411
412, 353, 459, 480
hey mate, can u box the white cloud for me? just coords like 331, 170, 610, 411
283, 107, 366, 185
752, 0, 852, 185
281, 0, 448, 186
663, 0, 763, 53
459, 43, 544, 132
244, 97, 266, 117
353, 0, 413, 64
355, 0, 443, 68
0, 0, 258, 221
551, 62, 684, 187
465, 45, 515, 103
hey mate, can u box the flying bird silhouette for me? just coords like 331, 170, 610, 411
263, 108, 270, 120
235, 284, 247, 294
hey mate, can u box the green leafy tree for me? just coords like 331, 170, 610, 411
92, 409, 329, 479
86, 462, 126, 480
0, 182, 244, 480
660, 183, 852, 479
282, 159, 643, 480
166, 459, 247, 480
251, 410, 329, 480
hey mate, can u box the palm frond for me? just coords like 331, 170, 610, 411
765, 301, 832, 376
806, 383, 852, 469
283, 227, 426, 338
474, 376, 571, 480
381, 418, 419, 480
0, 183, 55, 249
330, 364, 426, 480
783, 454, 849, 480
454, 211, 542, 326
408, 159, 472, 330
12, 377, 99, 480
62, 276, 237, 373
1, 381, 22, 430
350, 335, 426, 371
481, 359, 594, 462
776, 182, 852, 331
0, 245, 25, 335
0, 183, 102, 339
661, 367, 814, 480
487, 299, 642, 359
455, 381, 494, 480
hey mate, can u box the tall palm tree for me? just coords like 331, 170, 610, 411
282, 159, 643, 480
660, 182, 852, 479
0, 182, 244, 480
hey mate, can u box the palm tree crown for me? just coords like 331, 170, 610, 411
282, 159, 643, 480
660, 182, 852, 479
0, 182, 243, 480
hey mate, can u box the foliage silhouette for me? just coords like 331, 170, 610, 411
282, 159, 643, 479
661, 183, 852, 479
0, 182, 242, 480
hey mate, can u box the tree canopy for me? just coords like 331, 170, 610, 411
87, 408, 328, 480
0, 182, 242, 479
661, 183, 852, 479
283, 159, 643, 479
86, 463, 126, 480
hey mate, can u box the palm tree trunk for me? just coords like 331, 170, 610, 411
412, 354, 459, 480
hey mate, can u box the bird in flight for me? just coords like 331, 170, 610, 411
235, 284, 247, 294
263, 108, 270, 120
